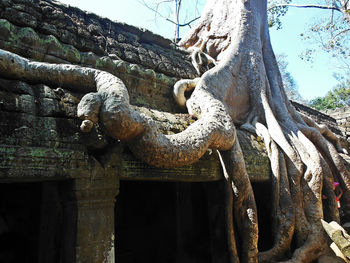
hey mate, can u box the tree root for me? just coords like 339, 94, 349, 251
187, 46, 217, 75
3, 0, 350, 260
175, 1, 350, 261
255, 123, 295, 262
173, 77, 200, 108
0, 49, 236, 168
218, 136, 259, 263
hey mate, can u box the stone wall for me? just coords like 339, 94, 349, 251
0, 0, 196, 78
324, 106, 350, 143
0, 0, 272, 183
292, 101, 349, 151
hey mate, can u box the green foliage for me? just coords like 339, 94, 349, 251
309, 78, 350, 110
267, 0, 291, 29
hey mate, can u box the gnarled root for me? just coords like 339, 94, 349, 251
187, 46, 217, 75
179, 0, 350, 261
173, 77, 200, 108
219, 138, 259, 263
0, 49, 236, 168
255, 123, 295, 263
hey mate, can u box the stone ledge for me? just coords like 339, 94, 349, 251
0, 145, 93, 182
119, 150, 222, 182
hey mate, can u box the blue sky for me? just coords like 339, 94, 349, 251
269, 5, 341, 100
59, 0, 345, 101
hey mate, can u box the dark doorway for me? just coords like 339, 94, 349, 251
115, 180, 230, 263
0, 181, 75, 263
0, 182, 42, 263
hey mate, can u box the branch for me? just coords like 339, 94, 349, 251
138, 0, 199, 28
345, 0, 350, 9
332, 28, 350, 39
177, 0, 182, 17
267, 4, 342, 12
138, 0, 172, 23
178, 16, 200, 27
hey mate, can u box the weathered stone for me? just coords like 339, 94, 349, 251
0, 0, 196, 78
323, 106, 350, 146
322, 220, 350, 260
0, 75, 269, 182
0, 1, 348, 262
3, 8, 37, 27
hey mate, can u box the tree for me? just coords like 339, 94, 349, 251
309, 77, 350, 110
138, 0, 202, 41
275, 53, 306, 103
268, 0, 350, 24
268, 0, 350, 73
1, 0, 349, 262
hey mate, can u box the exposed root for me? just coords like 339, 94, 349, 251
177, 0, 350, 260
80, 119, 94, 132
187, 46, 217, 75
218, 136, 259, 263
256, 123, 295, 262
297, 123, 350, 204
0, 49, 236, 168
173, 77, 200, 108
300, 113, 348, 154
179, 0, 350, 260
219, 150, 240, 263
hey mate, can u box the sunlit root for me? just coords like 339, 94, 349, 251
80, 120, 94, 132
173, 77, 200, 107
0, 49, 236, 168
218, 137, 259, 263
187, 46, 217, 75
255, 123, 295, 262
300, 113, 348, 154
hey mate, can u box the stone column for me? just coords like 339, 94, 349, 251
61, 141, 122, 263
70, 175, 119, 263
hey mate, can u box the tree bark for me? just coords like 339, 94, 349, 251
1, 0, 349, 262
176, 0, 349, 262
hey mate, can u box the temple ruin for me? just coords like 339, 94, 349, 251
0, 1, 348, 262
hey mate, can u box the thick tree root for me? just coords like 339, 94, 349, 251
255, 123, 295, 262
173, 77, 200, 108
174, 1, 350, 262
2, 0, 350, 260
0, 49, 236, 168
219, 137, 259, 263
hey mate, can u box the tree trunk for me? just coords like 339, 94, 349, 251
1, 0, 349, 262
176, 0, 350, 262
